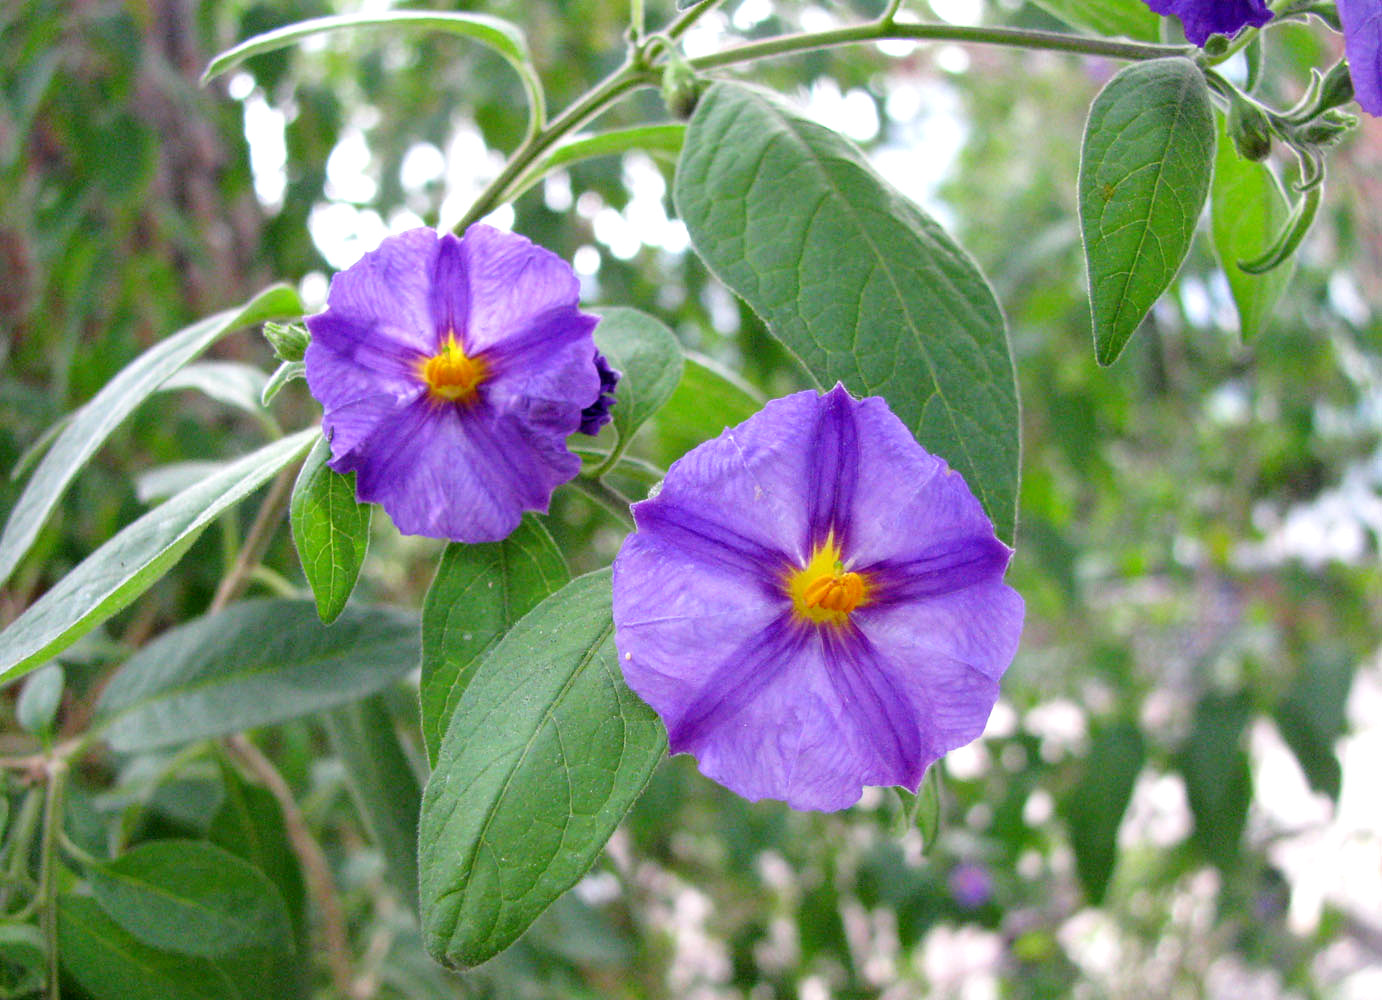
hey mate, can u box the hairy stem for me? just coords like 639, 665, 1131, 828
688, 22, 1194, 74
228, 734, 356, 998
210, 460, 300, 613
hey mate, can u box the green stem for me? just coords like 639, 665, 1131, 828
1, 786, 43, 914
209, 460, 300, 614
881, 0, 906, 25
38, 758, 67, 1000
687, 22, 1194, 73
665, 0, 731, 41
569, 476, 636, 528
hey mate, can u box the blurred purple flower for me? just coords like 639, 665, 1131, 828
612, 385, 1023, 812
304, 225, 600, 542
1339, 0, 1382, 115
1142, 0, 1272, 45
949, 863, 994, 910
579, 352, 620, 435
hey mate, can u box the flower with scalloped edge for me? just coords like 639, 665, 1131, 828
611, 385, 1023, 812
579, 352, 621, 435
1142, 0, 1272, 45
304, 225, 601, 542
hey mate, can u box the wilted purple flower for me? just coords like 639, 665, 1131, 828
304, 225, 600, 542
1142, 0, 1272, 45
611, 385, 1023, 812
1339, 0, 1382, 115
579, 352, 621, 435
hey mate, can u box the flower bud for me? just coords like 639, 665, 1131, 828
661, 58, 701, 119
1228, 99, 1273, 161
263, 320, 311, 362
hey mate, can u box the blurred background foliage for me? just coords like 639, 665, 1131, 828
2, 0, 1380, 997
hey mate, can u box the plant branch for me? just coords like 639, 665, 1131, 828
209, 460, 299, 614
228, 734, 357, 998
38, 757, 68, 1000
570, 475, 636, 528
687, 22, 1194, 73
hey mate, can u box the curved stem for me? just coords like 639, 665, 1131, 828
687, 23, 1194, 73
569, 476, 636, 528
665, 0, 731, 41
210, 460, 300, 614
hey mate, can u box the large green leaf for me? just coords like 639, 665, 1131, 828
58, 895, 290, 1000
419, 570, 665, 969
675, 82, 1019, 542
87, 840, 293, 958
290, 435, 371, 624
95, 598, 419, 752
0, 428, 318, 686
1211, 119, 1294, 339
1058, 723, 1145, 904
0, 285, 300, 587
1031, 0, 1160, 40
1079, 58, 1215, 365
419, 515, 568, 766
324, 695, 423, 912
592, 307, 684, 458
58, 895, 233, 1000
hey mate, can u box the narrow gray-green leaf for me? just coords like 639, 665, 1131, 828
135, 461, 230, 505
261, 360, 305, 406
290, 436, 371, 624
1032, 0, 1160, 40
162, 360, 268, 415
419, 570, 665, 969
95, 597, 418, 752
1211, 118, 1294, 338
202, 12, 544, 140
58, 895, 234, 1000
506, 125, 686, 202
87, 839, 293, 958
1079, 58, 1215, 365
675, 83, 1018, 542
0, 284, 301, 587
593, 307, 684, 453
325, 695, 422, 912
419, 515, 568, 766
0, 428, 317, 686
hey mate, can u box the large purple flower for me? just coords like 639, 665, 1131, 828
304, 226, 600, 542
1142, 0, 1272, 45
611, 385, 1024, 812
1339, 0, 1382, 116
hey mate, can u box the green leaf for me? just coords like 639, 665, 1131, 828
0, 285, 301, 587
1031, 0, 1161, 40
290, 436, 371, 624
1180, 691, 1251, 869
134, 461, 230, 505
58, 894, 245, 1000
0, 923, 45, 998
419, 516, 568, 766
1079, 59, 1215, 365
202, 13, 545, 141
419, 570, 666, 969
895, 765, 942, 850
1058, 723, 1144, 904
675, 83, 1019, 543
1211, 119, 1295, 338
162, 361, 268, 416
592, 307, 684, 461
647, 353, 765, 466
1274, 646, 1353, 801
324, 695, 423, 913
208, 763, 308, 945
95, 597, 419, 752
506, 125, 686, 202
261, 361, 305, 406
0, 428, 317, 686
15, 662, 63, 735
87, 840, 293, 958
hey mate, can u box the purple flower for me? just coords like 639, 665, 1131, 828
949, 863, 994, 910
1339, 0, 1382, 116
1142, 0, 1272, 45
611, 385, 1023, 812
304, 226, 600, 542
579, 352, 621, 435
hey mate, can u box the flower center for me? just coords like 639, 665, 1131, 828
787, 536, 869, 626
419, 331, 487, 403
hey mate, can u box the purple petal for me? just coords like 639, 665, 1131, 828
579, 352, 620, 436
1142, 0, 1272, 46
459, 225, 587, 356
319, 227, 440, 354
334, 396, 579, 542
1339, 0, 1382, 115
804, 384, 860, 550
429, 232, 471, 344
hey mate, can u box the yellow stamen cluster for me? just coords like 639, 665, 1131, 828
786, 535, 869, 626
419, 331, 486, 403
